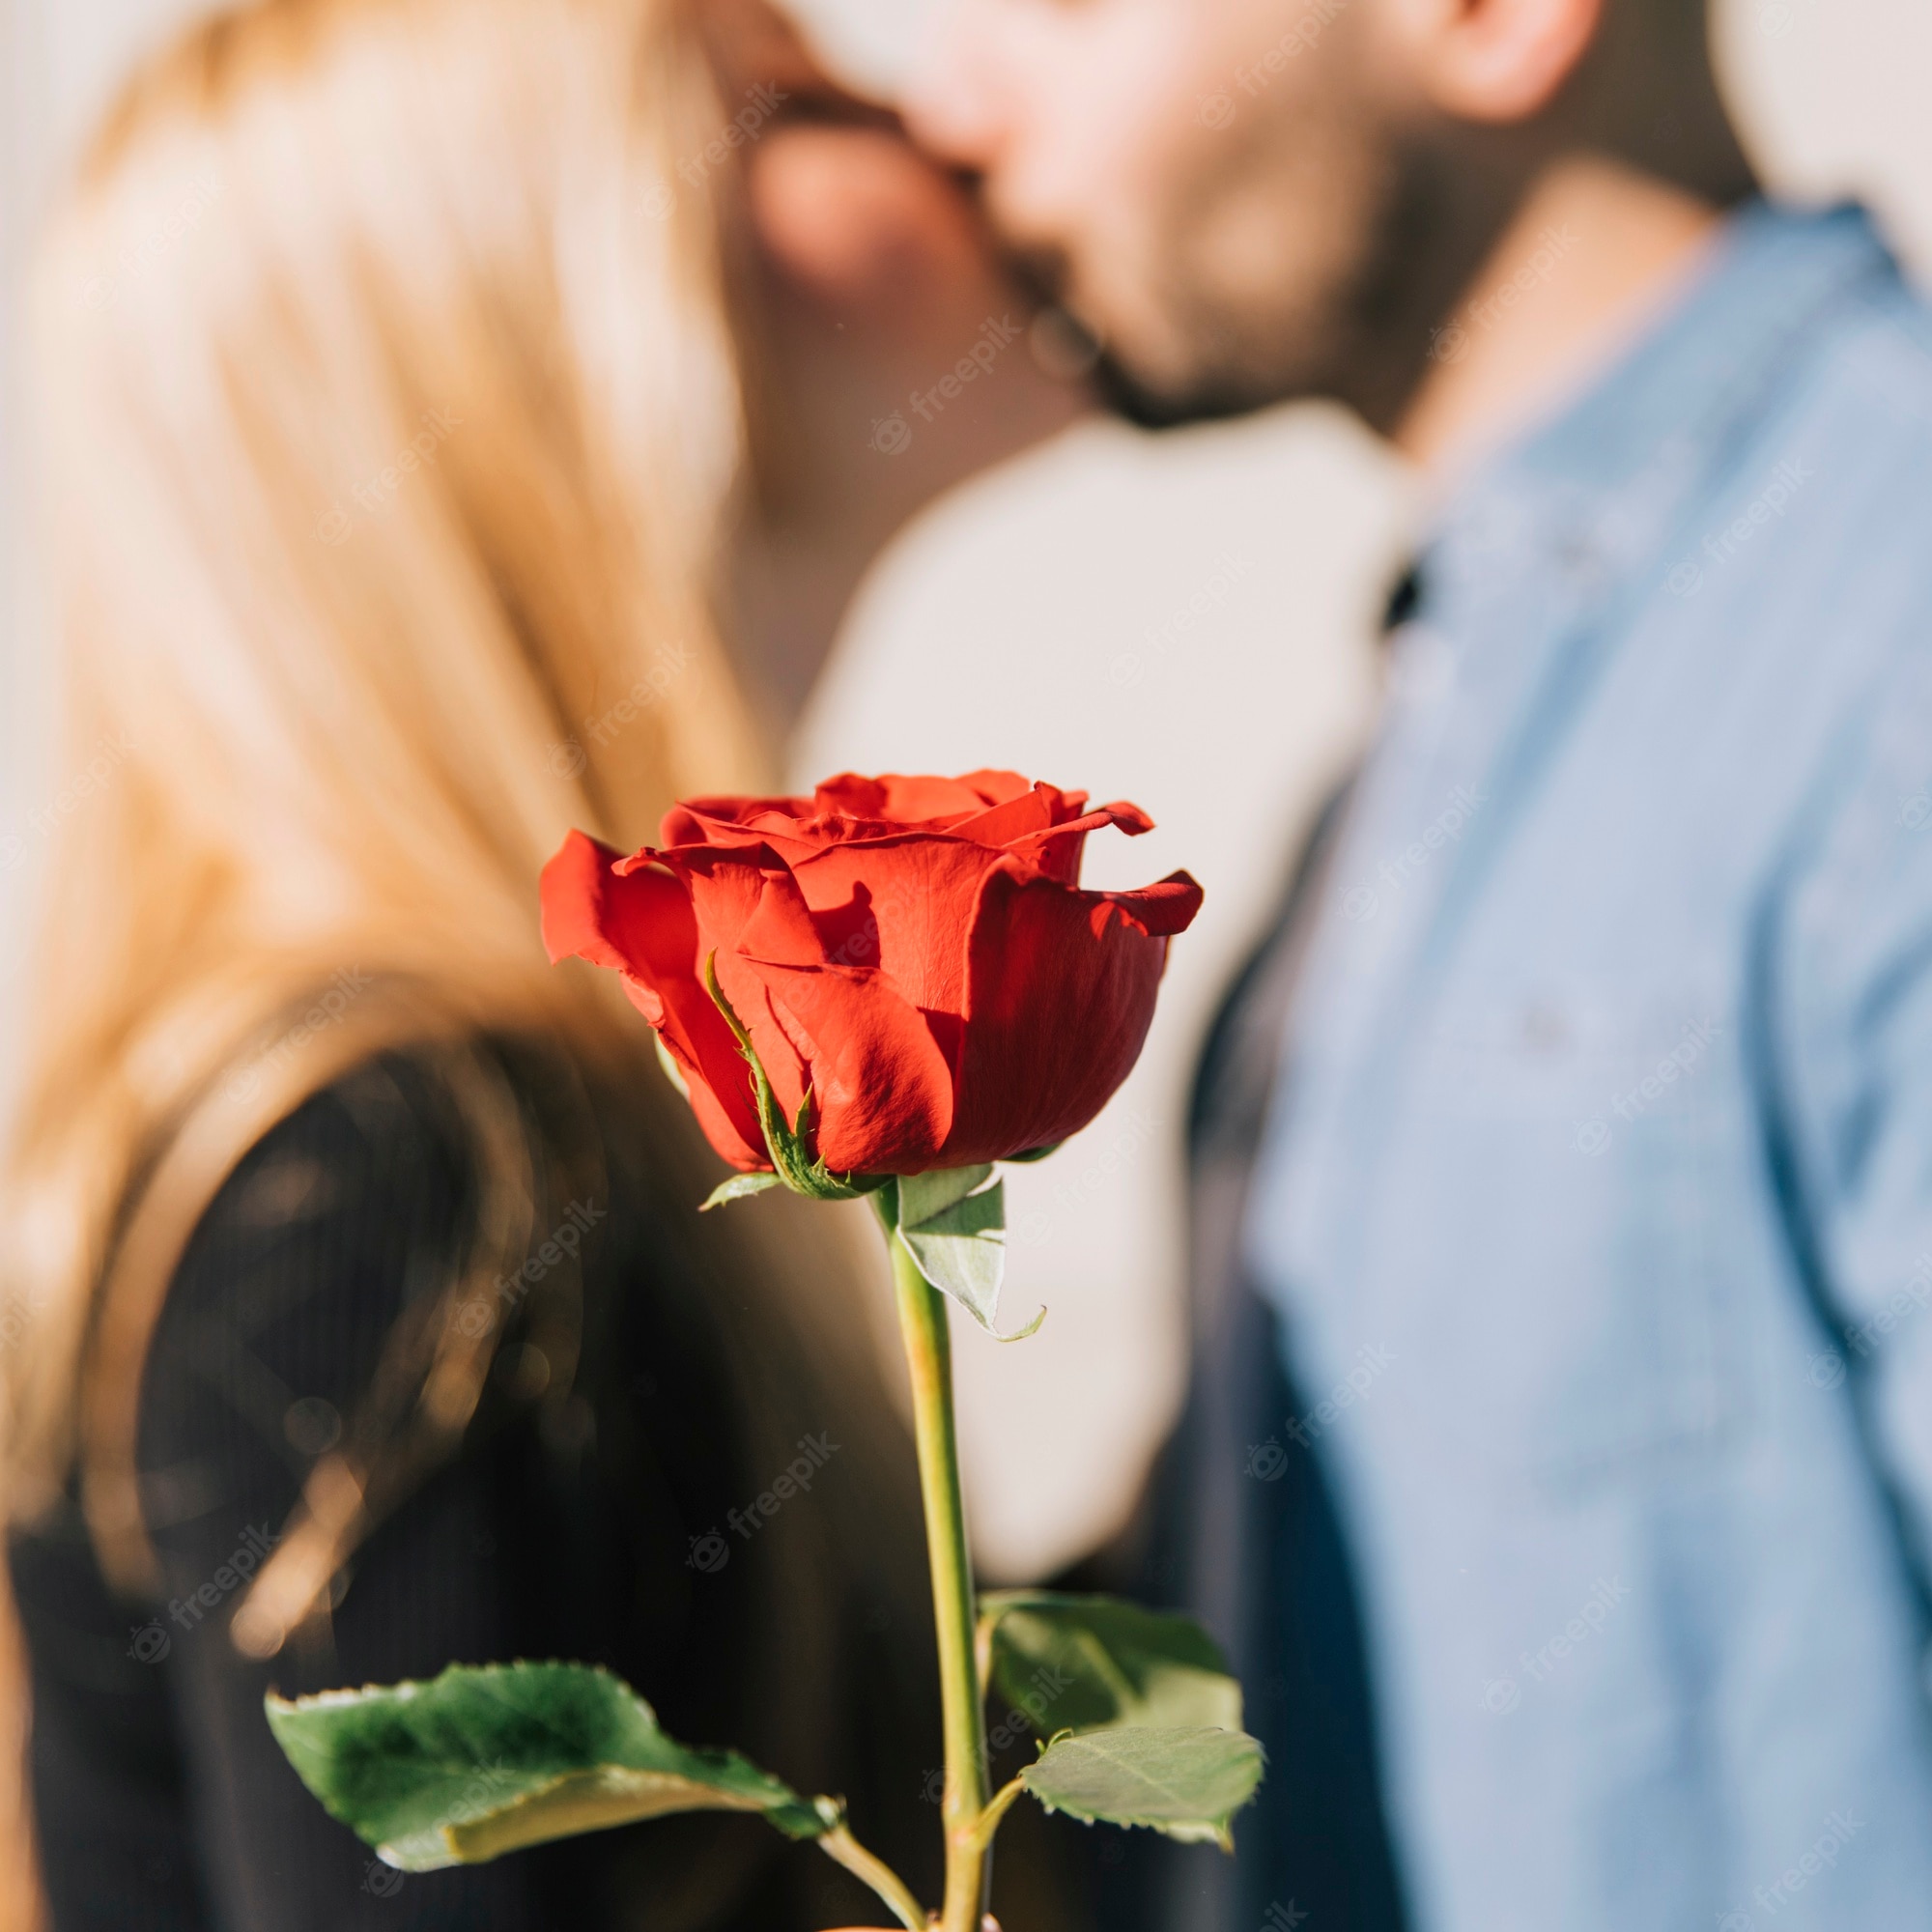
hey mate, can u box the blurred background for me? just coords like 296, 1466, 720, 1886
11, 0, 1932, 1594
1, 0, 1931, 1922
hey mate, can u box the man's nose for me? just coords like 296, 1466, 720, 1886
900, 1, 1010, 176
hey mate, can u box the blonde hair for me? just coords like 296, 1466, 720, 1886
2, 0, 773, 1579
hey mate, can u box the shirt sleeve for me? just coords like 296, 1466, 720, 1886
130, 1055, 535, 1932
1773, 639, 1932, 1583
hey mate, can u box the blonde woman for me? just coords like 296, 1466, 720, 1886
0, 0, 1081, 1926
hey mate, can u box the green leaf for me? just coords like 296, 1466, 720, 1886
1020, 1725, 1264, 1850
699, 1172, 783, 1212
265, 1661, 826, 1873
896, 1169, 1043, 1340
981, 1592, 1243, 1736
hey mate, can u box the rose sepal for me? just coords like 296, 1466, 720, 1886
889, 1168, 1044, 1342
696, 954, 1042, 1338
698, 1173, 783, 1211
699, 953, 889, 1204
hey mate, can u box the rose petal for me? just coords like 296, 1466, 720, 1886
941, 866, 1205, 1165
788, 835, 1009, 1017
814, 770, 1034, 825
659, 794, 811, 847
636, 842, 827, 970
632, 842, 834, 1129
680, 1053, 771, 1174
539, 831, 766, 1168
1108, 869, 1206, 937
949, 783, 1058, 850
951, 769, 1043, 810
737, 958, 955, 1174
1002, 799, 1156, 885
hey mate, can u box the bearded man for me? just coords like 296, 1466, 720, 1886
909, 2, 1932, 1925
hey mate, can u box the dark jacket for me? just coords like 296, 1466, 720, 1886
12, 1041, 951, 1932
1088, 790, 1410, 1932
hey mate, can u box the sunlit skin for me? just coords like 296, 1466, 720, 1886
905, 0, 1756, 466
705, 0, 1088, 725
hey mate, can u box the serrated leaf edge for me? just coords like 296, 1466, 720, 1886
264, 1662, 827, 1872
1017, 1724, 1265, 1853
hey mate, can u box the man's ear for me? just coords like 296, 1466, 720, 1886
1387, 0, 1605, 125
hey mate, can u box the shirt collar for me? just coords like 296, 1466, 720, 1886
1417, 200, 1900, 614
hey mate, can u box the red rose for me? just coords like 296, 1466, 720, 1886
541, 770, 1203, 1178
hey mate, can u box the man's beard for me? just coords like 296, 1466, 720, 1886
1010, 126, 1448, 435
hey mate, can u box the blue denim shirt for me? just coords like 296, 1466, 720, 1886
1245, 202, 1932, 1930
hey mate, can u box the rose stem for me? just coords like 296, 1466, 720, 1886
879, 1188, 990, 1932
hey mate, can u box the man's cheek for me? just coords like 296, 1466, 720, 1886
1018, 1, 1217, 209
